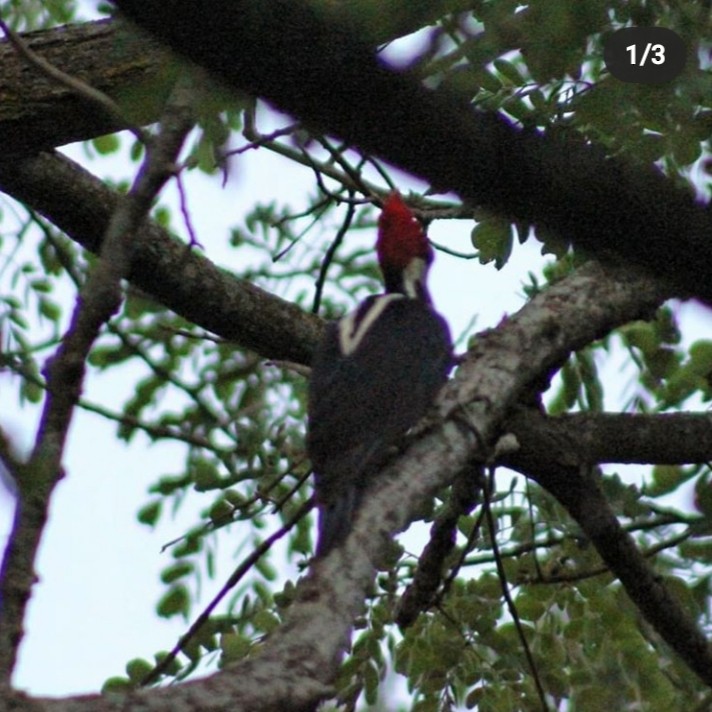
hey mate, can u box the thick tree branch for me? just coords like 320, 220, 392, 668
0, 150, 323, 364
2, 6, 712, 707
0, 19, 170, 153
0, 4, 477, 156
113, 0, 712, 304
397, 407, 712, 628
505, 409, 712, 466
2, 259, 677, 711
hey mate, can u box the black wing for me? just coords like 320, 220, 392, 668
307, 296, 452, 505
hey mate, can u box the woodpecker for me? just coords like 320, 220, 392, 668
307, 193, 452, 557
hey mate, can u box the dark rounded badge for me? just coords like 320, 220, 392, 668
603, 27, 686, 84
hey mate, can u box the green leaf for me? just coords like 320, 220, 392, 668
160, 561, 194, 584
622, 321, 658, 354
88, 343, 133, 369
30, 278, 52, 293
471, 217, 512, 269
173, 535, 201, 558
130, 138, 144, 162
38, 298, 61, 322
252, 609, 280, 634
157, 585, 190, 619
644, 346, 678, 380
363, 661, 380, 706
477, 68, 502, 94
255, 557, 277, 582
153, 650, 181, 675
92, 133, 120, 155
137, 500, 162, 527
549, 359, 580, 415
688, 340, 712, 376
20, 379, 43, 404
679, 539, 712, 563
193, 459, 221, 491
661, 365, 703, 407
101, 676, 131, 694
493, 58, 526, 86
695, 476, 712, 519
125, 658, 153, 683
648, 465, 690, 497
208, 498, 233, 524
220, 632, 251, 663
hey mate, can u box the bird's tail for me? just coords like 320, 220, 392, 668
315, 486, 363, 557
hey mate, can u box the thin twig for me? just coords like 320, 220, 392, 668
527, 530, 693, 585
175, 169, 203, 249
482, 469, 549, 711
315, 137, 374, 201
396, 467, 482, 629
141, 498, 314, 686
234, 122, 301, 154
312, 196, 356, 314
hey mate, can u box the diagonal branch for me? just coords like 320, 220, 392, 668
0, 268, 677, 708
2, 253, 707, 707
114, 0, 712, 305
502, 423, 712, 687
0, 80, 195, 682
0, 150, 323, 364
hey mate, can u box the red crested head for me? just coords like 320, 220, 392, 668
376, 193, 432, 273
376, 193, 433, 300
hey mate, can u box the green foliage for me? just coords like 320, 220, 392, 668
4, 0, 712, 709
0, 0, 76, 30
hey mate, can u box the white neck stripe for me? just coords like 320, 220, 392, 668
402, 257, 428, 299
338, 294, 404, 356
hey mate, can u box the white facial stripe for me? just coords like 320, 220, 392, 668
402, 257, 428, 299
338, 294, 404, 356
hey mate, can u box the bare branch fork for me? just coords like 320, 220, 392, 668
0, 81, 196, 684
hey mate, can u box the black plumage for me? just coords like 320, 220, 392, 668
307, 194, 453, 556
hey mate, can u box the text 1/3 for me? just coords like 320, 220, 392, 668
626, 43, 665, 66
603, 27, 685, 83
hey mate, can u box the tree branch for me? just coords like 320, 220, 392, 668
0, 19, 169, 153
505, 408, 712, 466
0, 80, 195, 683
2, 5, 711, 707
113, 0, 712, 305
0, 259, 676, 709
0, 150, 323, 364
0, 18, 146, 144
502, 423, 712, 687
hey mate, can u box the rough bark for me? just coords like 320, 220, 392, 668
9, 262, 710, 711
0, 19, 171, 154
502, 408, 712, 687
1, 10, 710, 304
505, 409, 712, 466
